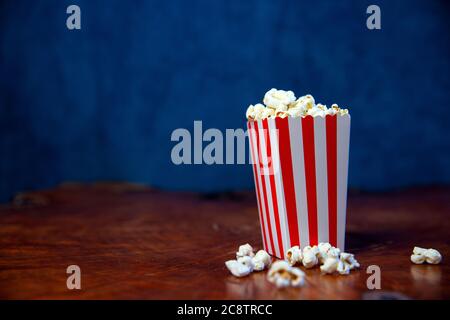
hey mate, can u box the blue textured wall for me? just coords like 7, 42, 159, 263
1, 0, 449, 202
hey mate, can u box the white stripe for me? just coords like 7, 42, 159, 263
288, 117, 309, 248
249, 121, 272, 254
268, 119, 290, 257
257, 120, 280, 258
337, 115, 351, 251
248, 122, 266, 249
313, 117, 329, 244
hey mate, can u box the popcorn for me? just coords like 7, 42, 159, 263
307, 106, 326, 117
411, 247, 442, 265
252, 250, 272, 271
263, 88, 296, 110
325, 107, 338, 116
262, 107, 275, 119
227, 245, 270, 277
317, 242, 340, 264
267, 261, 305, 288
275, 110, 289, 118
286, 246, 302, 266
425, 249, 442, 264
410, 254, 426, 264
225, 259, 253, 277
287, 107, 305, 118
320, 257, 339, 274
246, 89, 349, 120
245, 105, 255, 120
236, 243, 254, 259
316, 103, 327, 111
226, 242, 360, 281
302, 245, 320, 269
337, 252, 360, 275
252, 103, 266, 121
291, 94, 315, 110
237, 256, 255, 272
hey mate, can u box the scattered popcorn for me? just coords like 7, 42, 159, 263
337, 252, 360, 275
237, 256, 255, 272
317, 242, 340, 264
286, 246, 302, 266
410, 254, 426, 264
252, 250, 272, 271
227, 242, 360, 281
425, 249, 442, 264
236, 243, 254, 259
302, 245, 320, 269
246, 89, 349, 120
267, 261, 305, 288
411, 247, 442, 265
337, 260, 351, 275
225, 259, 253, 277
227, 245, 269, 277
263, 88, 296, 110
320, 257, 339, 274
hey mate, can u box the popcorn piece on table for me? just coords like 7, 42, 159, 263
286, 246, 302, 266
411, 247, 442, 265
263, 88, 296, 110
320, 257, 340, 274
236, 243, 254, 259
302, 245, 320, 269
317, 242, 340, 264
252, 250, 272, 271
237, 256, 254, 272
337, 252, 360, 275
267, 261, 305, 288
225, 258, 253, 277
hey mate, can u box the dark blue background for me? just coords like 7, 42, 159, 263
1, 0, 449, 202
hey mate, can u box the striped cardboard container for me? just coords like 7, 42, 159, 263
247, 115, 350, 258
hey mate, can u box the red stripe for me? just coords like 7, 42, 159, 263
275, 117, 300, 247
254, 121, 275, 255
247, 122, 268, 251
325, 115, 338, 246
262, 119, 284, 258
301, 116, 318, 245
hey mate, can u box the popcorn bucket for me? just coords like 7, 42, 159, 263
247, 115, 350, 259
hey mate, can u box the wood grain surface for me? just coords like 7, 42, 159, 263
0, 183, 448, 300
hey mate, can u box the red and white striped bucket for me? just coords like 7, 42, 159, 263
247, 115, 350, 259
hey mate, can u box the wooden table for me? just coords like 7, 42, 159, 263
0, 183, 448, 299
